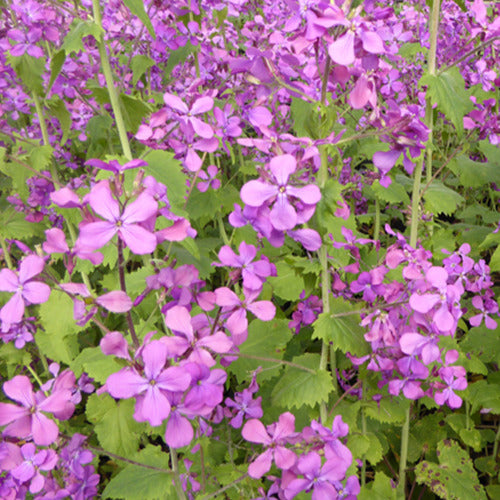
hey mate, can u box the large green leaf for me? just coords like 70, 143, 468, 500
359, 472, 397, 500
448, 155, 500, 188
130, 55, 156, 86
267, 261, 305, 301
103, 445, 173, 500
228, 319, 291, 383
38, 290, 82, 364
420, 67, 473, 135
423, 181, 465, 215
415, 440, 486, 499
61, 20, 103, 55
71, 347, 123, 384
94, 398, 144, 456
312, 298, 370, 356
271, 353, 333, 409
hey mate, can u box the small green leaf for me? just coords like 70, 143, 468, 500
61, 20, 103, 55
448, 155, 500, 188
371, 179, 410, 205
8, 53, 45, 95
38, 290, 82, 364
46, 97, 72, 145
0, 208, 44, 239
72, 347, 122, 384
29, 145, 53, 172
130, 54, 155, 86
47, 50, 66, 94
423, 181, 465, 215
122, 0, 156, 39
415, 439, 486, 499
312, 298, 370, 356
359, 472, 397, 500
103, 445, 173, 500
143, 150, 188, 215
271, 353, 333, 409
268, 261, 305, 301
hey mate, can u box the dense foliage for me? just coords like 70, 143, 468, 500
0, 0, 499, 498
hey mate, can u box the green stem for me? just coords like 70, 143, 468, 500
0, 236, 13, 269
170, 449, 187, 500
26, 364, 46, 392
92, 0, 132, 160
361, 379, 367, 487
493, 423, 500, 462
374, 198, 381, 241
117, 239, 139, 348
398, 405, 411, 497
200, 474, 248, 500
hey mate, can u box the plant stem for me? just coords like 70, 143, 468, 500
92, 0, 132, 160
117, 238, 139, 348
398, 405, 411, 497
0, 236, 13, 269
361, 380, 367, 487
492, 422, 500, 462
170, 449, 187, 500
200, 474, 248, 500
374, 198, 381, 241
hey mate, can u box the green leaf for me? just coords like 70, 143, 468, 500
29, 145, 53, 172
47, 50, 66, 94
122, 0, 156, 39
415, 439, 486, 499
72, 347, 122, 384
86, 392, 116, 423
467, 380, 500, 415
103, 445, 173, 500
448, 155, 500, 188
165, 42, 195, 77
364, 395, 410, 424
38, 290, 82, 364
460, 325, 500, 365
350, 432, 383, 464
268, 261, 305, 301
8, 53, 45, 95
290, 97, 317, 137
312, 298, 370, 356
359, 472, 397, 500
143, 150, 188, 215
420, 67, 473, 135
370, 179, 410, 205
120, 94, 151, 133
130, 55, 155, 86
423, 181, 465, 215
0, 208, 44, 239
46, 97, 72, 145
228, 318, 291, 383
489, 246, 500, 272
459, 429, 482, 452
61, 20, 103, 55
95, 398, 144, 456
271, 353, 334, 409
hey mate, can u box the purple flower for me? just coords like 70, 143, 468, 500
242, 412, 297, 478
240, 154, 321, 231
0, 375, 72, 445
0, 255, 50, 326
77, 181, 157, 255
106, 340, 191, 426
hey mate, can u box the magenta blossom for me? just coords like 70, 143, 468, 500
0, 375, 72, 445
0, 255, 50, 326
242, 412, 297, 478
77, 181, 157, 255
240, 154, 321, 231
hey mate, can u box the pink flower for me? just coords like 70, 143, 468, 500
0, 255, 50, 326
77, 181, 157, 255
0, 376, 72, 445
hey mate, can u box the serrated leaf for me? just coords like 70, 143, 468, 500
0, 208, 44, 239
38, 290, 82, 364
421, 67, 473, 135
29, 145, 53, 172
8, 53, 45, 95
268, 261, 305, 301
271, 353, 333, 409
143, 150, 187, 215
364, 395, 410, 424
165, 42, 195, 77
423, 181, 465, 215
122, 0, 156, 39
120, 93, 151, 133
130, 54, 155, 86
228, 319, 291, 383
448, 155, 500, 189
489, 246, 500, 272
72, 347, 122, 384
467, 380, 500, 415
415, 439, 486, 499
459, 429, 482, 452
61, 20, 103, 55
312, 298, 370, 356
86, 392, 115, 423
371, 179, 410, 205
359, 472, 397, 500
95, 398, 144, 456
47, 49, 66, 94
103, 445, 172, 500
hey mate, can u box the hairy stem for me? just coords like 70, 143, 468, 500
170, 449, 187, 500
